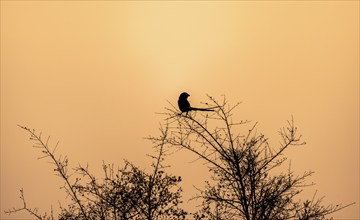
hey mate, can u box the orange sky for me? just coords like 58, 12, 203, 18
1, 1, 359, 219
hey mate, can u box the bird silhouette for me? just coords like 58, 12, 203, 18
178, 92, 215, 113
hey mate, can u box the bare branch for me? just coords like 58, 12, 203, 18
16, 125, 88, 219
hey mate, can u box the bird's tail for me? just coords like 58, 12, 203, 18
190, 107, 216, 111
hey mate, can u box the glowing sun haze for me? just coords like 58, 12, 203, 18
1, 1, 359, 219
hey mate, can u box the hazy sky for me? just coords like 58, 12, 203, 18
1, 1, 359, 219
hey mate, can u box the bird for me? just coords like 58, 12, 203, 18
178, 92, 215, 113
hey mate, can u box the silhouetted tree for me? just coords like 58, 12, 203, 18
6, 96, 353, 220
149, 95, 353, 220
6, 126, 186, 220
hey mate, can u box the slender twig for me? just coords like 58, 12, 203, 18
17, 125, 88, 220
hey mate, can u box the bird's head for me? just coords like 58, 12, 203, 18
179, 92, 190, 99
